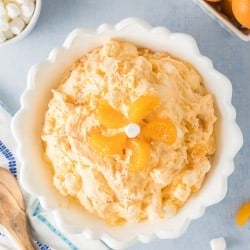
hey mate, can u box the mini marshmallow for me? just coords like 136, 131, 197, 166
210, 237, 226, 250
0, 31, 6, 43
202, 160, 211, 173
164, 202, 177, 219
182, 171, 198, 186
20, 14, 31, 24
125, 123, 141, 138
0, 15, 10, 32
0, 2, 6, 16
0, 0, 36, 42
172, 184, 191, 202
4, 29, 14, 39
21, 1, 35, 17
6, 3, 21, 19
10, 17, 25, 35
16, 0, 26, 3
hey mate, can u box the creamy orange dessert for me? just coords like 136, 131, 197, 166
42, 40, 217, 225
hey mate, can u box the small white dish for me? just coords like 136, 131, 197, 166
11, 18, 243, 249
193, 0, 250, 41
0, 0, 42, 48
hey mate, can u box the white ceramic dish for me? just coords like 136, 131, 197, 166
0, 0, 42, 48
193, 0, 250, 41
11, 18, 243, 249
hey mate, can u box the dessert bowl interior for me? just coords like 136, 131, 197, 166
11, 18, 243, 249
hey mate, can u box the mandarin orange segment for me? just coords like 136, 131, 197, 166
89, 131, 127, 156
142, 118, 177, 145
128, 138, 151, 173
236, 202, 250, 226
128, 95, 160, 123
96, 100, 128, 129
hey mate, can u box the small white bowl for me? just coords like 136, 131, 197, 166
193, 0, 250, 41
11, 18, 243, 249
0, 0, 42, 48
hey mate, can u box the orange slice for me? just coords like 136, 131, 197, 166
128, 138, 151, 173
128, 95, 160, 123
96, 100, 128, 129
236, 202, 250, 226
142, 118, 177, 145
89, 131, 127, 156
232, 0, 250, 28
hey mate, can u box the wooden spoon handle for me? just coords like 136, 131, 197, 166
0, 183, 36, 250
2, 214, 36, 250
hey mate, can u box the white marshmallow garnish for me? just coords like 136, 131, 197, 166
0, 0, 35, 43
6, 3, 21, 19
125, 123, 141, 138
21, 1, 35, 17
10, 17, 25, 34
210, 237, 226, 250
20, 14, 31, 24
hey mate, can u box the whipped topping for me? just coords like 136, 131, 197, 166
42, 40, 216, 225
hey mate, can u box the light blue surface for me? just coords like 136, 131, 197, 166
0, 0, 249, 249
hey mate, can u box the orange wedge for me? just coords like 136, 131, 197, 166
96, 100, 128, 129
128, 138, 151, 173
142, 118, 177, 145
128, 95, 160, 123
89, 131, 127, 156
236, 202, 250, 226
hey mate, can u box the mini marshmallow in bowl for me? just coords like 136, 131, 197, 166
210, 237, 226, 250
0, 0, 41, 46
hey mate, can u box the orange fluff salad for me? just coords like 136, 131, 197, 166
42, 40, 217, 226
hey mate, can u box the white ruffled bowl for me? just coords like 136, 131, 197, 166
11, 18, 243, 249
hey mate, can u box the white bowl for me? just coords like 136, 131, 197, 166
193, 0, 250, 41
0, 0, 42, 48
11, 18, 243, 249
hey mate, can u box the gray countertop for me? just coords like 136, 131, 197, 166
0, 0, 249, 249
